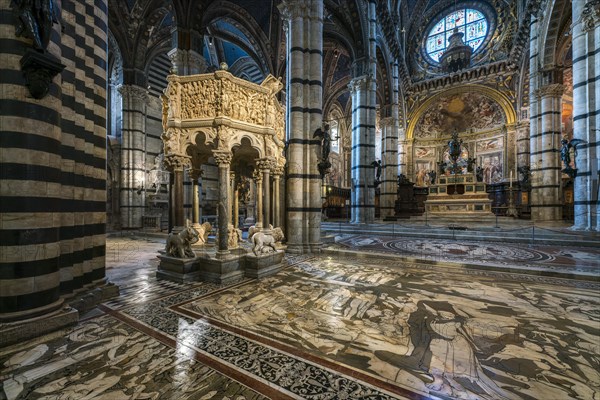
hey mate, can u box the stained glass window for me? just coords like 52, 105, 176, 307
426, 8, 488, 62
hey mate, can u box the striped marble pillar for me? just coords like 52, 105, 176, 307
516, 121, 530, 175
118, 85, 148, 229
380, 63, 400, 218
572, 0, 600, 230
0, 0, 116, 342
279, 0, 323, 253
349, 76, 377, 224
528, 12, 544, 220
536, 84, 565, 220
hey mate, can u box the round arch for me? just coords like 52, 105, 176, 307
406, 85, 516, 140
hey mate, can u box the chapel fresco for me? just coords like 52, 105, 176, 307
414, 92, 505, 138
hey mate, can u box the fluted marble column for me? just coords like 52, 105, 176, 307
279, 0, 323, 252
572, 0, 600, 230
349, 75, 377, 224
213, 152, 231, 255
119, 85, 147, 229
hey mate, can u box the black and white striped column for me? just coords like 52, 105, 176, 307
279, 0, 323, 253
0, 0, 114, 334
572, 0, 600, 230
119, 85, 147, 229
349, 75, 377, 224
536, 84, 565, 220
380, 62, 399, 218
349, 1, 377, 224
528, 12, 544, 220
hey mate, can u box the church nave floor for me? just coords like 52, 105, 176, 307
1, 236, 599, 400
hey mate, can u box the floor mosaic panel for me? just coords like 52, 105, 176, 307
2, 237, 599, 400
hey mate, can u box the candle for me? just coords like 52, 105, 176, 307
510, 170, 513, 188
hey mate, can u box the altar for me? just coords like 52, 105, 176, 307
425, 174, 493, 215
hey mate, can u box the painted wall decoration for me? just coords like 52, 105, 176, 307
415, 147, 435, 159
478, 151, 503, 184
476, 137, 503, 152
414, 92, 505, 138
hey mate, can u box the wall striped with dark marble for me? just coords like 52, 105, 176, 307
0, 0, 109, 322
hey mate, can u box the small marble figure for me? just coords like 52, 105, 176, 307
251, 227, 284, 256
165, 224, 199, 258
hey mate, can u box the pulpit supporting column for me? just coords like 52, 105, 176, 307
214, 152, 232, 257
254, 170, 263, 227
273, 169, 282, 227
261, 162, 271, 229
165, 155, 190, 231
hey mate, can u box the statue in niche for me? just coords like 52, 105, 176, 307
12, 0, 59, 51
560, 137, 585, 178
371, 160, 382, 187
314, 124, 332, 179
165, 223, 199, 258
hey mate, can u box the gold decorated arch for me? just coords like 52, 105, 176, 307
406, 85, 517, 140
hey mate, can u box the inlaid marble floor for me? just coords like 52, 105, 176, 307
329, 234, 600, 277
1, 236, 599, 400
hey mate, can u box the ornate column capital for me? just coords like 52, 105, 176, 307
212, 151, 232, 166
278, 0, 321, 21
118, 84, 148, 102
189, 168, 203, 181
257, 158, 276, 172
252, 168, 263, 183
380, 117, 394, 128
581, 0, 600, 32
164, 154, 191, 172
348, 75, 373, 92
536, 83, 566, 98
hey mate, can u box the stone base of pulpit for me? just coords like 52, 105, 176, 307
196, 253, 246, 284
245, 250, 285, 279
157, 254, 200, 282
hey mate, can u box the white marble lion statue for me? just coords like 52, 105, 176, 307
196, 221, 212, 244
251, 227, 284, 256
